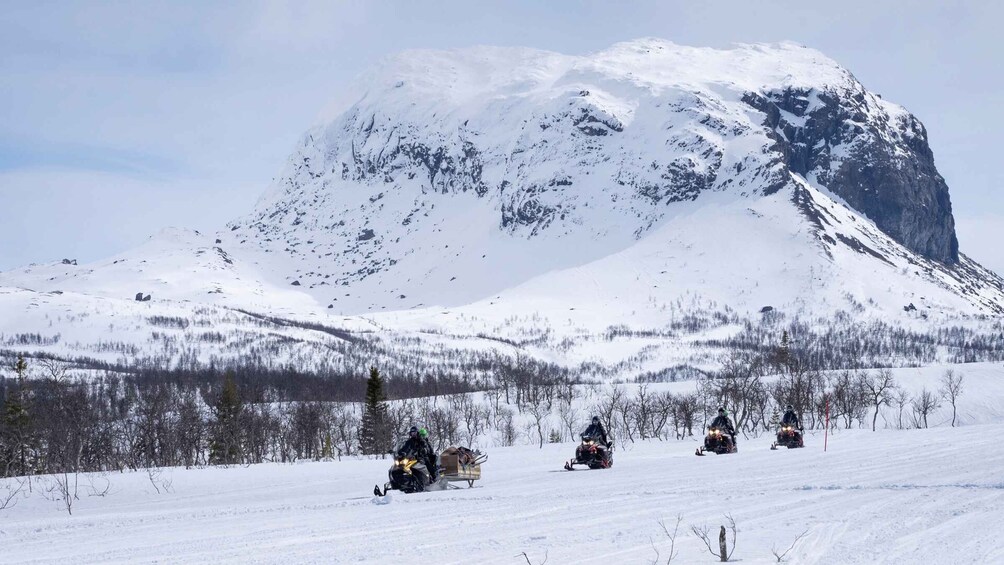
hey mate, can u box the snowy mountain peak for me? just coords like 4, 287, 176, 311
221, 39, 975, 314
1, 40, 1001, 374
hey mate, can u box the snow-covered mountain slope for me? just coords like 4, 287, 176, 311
0, 228, 315, 312
1, 39, 1002, 372
373, 176, 1002, 333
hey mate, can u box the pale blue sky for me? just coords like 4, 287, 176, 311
2, 1, 1001, 272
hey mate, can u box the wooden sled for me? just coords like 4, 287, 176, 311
439, 447, 487, 488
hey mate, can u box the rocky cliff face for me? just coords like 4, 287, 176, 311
743, 86, 958, 263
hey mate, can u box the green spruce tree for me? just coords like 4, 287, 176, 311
359, 366, 391, 456
2, 355, 35, 476
777, 330, 792, 370
209, 370, 243, 465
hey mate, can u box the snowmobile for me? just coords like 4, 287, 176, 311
564, 433, 613, 470
695, 426, 737, 456
771, 425, 804, 450
373, 452, 441, 496
373, 446, 487, 496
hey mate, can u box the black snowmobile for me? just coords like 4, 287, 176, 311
373, 451, 442, 496
771, 425, 804, 450
695, 426, 737, 456
564, 433, 613, 470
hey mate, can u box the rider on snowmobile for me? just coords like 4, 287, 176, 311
781, 405, 802, 430
582, 416, 611, 447
710, 407, 737, 447
397, 426, 438, 482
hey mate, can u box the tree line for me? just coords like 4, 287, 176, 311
0, 333, 970, 480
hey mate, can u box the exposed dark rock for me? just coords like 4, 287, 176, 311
214, 247, 234, 265
61, 258, 77, 265
743, 87, 959, 264
571, 106, 624, 136
835, 233, 894, 266
291, 280, 301, 286
357, 229, 375, 241
135, 292, 144, 301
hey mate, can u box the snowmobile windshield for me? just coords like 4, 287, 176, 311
396, 441, 421, 459
581, 433, 603, 443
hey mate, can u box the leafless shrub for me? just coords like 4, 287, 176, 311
558, 399, 581, 442
45, 472, 79, 515
910, 388, 941, 428
673, 393, 698, 438
423, 404, 460, 453
330, 403, 359, 458
771, 528, 809, 562
38, 357, 70, 383
692, 514, 737, 562
893, 387, 911, 429
860, 370, 897, 431
651, 514, 683, 564
633, 384, 656, 439
517, 550, 548, 564
85, 475, 112, 497
1, 478, 28, 510
526, 400, 550, 449
146, 467, 174, 494
595, 385, 626, 441
830, 370, 865, 429
939, 370, 964, 427
451, 394, 490, 448
497, 407, 517, 447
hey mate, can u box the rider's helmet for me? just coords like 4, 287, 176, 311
785, 404, 793, 411
408, 426, 419, 437
591, 416, 600, 424
718, 406, 726, 415
418, 428, 429, 439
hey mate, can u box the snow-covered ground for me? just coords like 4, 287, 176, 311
3, 363, 1002, 564
2, 425, 1001, 564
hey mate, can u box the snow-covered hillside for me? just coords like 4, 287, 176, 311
1, 39, 1002, 374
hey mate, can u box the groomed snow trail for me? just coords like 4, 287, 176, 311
2, 424, 1002, 564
